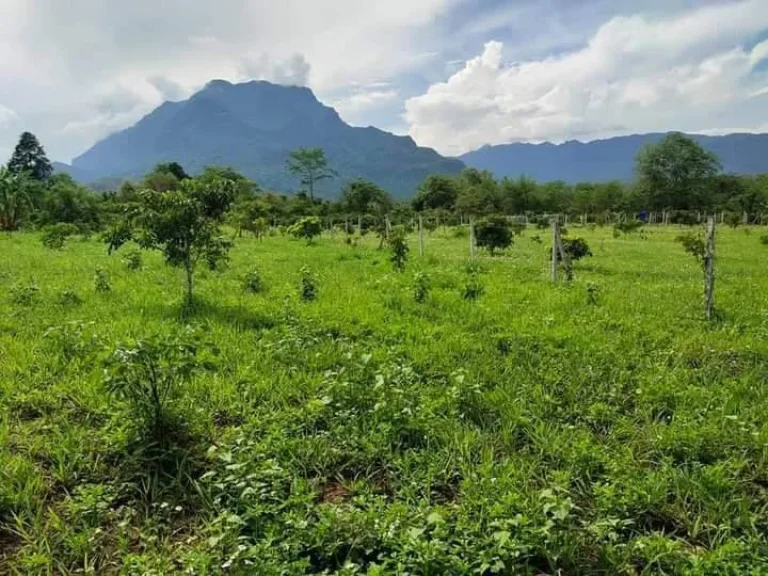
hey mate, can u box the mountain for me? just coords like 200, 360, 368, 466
459, 133, 768, 184
71, 80, 464, 198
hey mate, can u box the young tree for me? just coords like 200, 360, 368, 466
286, 147, 335, 202
288, 216, 322, 244
106, 175, 236, 305
475, 216, 513, 256
7, 132, 52, 182
636, 133, 721, 210
0, 166, 31, 231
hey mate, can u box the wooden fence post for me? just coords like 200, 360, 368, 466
705, 216, 716, 321
358, 215, 362, 234
469, 216, 477, 260
551, 218, 560, 281
385, 215, 391, 240
418, 215, 425, 257
345, 217, 349, 234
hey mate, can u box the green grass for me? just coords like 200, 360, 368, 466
2, 225, 768, 574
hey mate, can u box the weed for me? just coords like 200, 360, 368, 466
93, 268, 111, 292
300, 266, 317, 301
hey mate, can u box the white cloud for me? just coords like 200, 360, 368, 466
405, 0, 768, 155
0, 0, 457, 161
333, 88, 400, 117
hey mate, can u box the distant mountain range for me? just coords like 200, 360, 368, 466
60, 80, 463, 198
458, 133, 768, 183
53, 79, 768, 195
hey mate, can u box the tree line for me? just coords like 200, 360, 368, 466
2, 130, 767, 234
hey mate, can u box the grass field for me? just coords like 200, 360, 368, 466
2, 224, 768, 574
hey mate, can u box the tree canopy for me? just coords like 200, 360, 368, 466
8, 132, 52, 182
286, 148, 336, 202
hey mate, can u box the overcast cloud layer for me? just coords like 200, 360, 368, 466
0, 0, 766, 162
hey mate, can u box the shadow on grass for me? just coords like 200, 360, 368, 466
146, 296, 277, 331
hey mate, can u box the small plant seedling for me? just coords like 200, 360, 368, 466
10, 281, 39, 305
388, 227, 409, 271
463, 272, 484, 300
586, 282, 601, 305
57, 289, 83, 307
300, 266, 317, 301
413, 271, 430, 303
122, 249, 143, 271
94, 268, 111, 292
242, 269, 264, 294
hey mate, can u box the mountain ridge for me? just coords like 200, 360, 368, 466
69, 80, 464, 198
459, 132, 768, 183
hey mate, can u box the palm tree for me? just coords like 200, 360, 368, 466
0, 166, 31, 231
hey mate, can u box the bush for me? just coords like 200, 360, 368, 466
759, 234, 768, 246
614, 219, 644, 236
9, 282, 39, 305
121, 249, 142, 271
94, 268, 111, 292
57, 290, 83, 307
676, 232, 706, 268
413, 271, 430, 303
104, 329, 213, 446
463, 272, 484, 300
242, 269, 264, 294
289, 217, 322, 244
475, 216, 513, 256
41, 223, 79, 249
561, 237, 592, 261
300, 266, 317, 301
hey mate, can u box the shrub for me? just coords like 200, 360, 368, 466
121, 249, 142, 271
104, 329, 213, 446
93, 268, 111, 292
413, 271, 430, 303
300, 266, 317, 301
388, 227, 409, 271
475, 216, 513, 255
561, 237, 592, 261
242, 269, 263, 294
289, 216, 322, 244
9, 282, 39, 305
41, 223, 79, 249
614, 219, 644, 236
463, 272, 484, 300
676, 232, 706, 269
759, 234, 768, 246
586, 283, 601, 305
57, 290, 83, 307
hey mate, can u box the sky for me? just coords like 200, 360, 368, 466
0, 0, 767, 162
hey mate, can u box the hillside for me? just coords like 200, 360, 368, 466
70, 80, 464, 198
460, 133, 768, 183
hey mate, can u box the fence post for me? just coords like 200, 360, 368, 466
358, 215, 362, 234
418, 215, 425, 257
551, 218, 560, 281
705, 216, 716, 321
469, 216, 477, 260
385, 215, 391, 240
345, 217, 349, 234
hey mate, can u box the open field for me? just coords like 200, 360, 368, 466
3, 225, 768, 574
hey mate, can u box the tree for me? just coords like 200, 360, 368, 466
387, 226, 409, 271
475, 216, 513, 256
39, 174, 101, 230
8, 132, 52, 182
340, 179, 392, 216
288, 216, 322, 244
286, 148, 335, 202
106, 175, 236, 305
412, 175, 459, 211
0, 166, 31, 231
635, 133, 721, 210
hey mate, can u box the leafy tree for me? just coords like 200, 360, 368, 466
8, 132, 52, 181
288, 216, 322, 244
154, 162, 189, 181
41, 222, 79, 249
106, 175, 236, 305
286, 148, 335, 202
39, 174, 101, 230
412, 175, 458, 211
561, 237, 592, 261
0, 166, 31, 231
636, 133, 721, 210
475, 216, 513, 256
340, 179, 392, 216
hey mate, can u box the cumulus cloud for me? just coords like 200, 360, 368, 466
333, 87, 399, 115
240, 53, 312, 86
405, 0, 768, 155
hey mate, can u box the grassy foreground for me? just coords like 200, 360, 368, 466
2, 225, 768, 574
